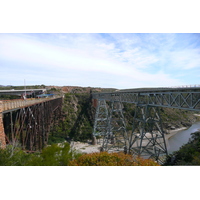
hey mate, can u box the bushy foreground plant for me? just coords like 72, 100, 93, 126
0, 143, 82, 166
26, 143, 82, 166
0, 145, 31, 166
69, 152, 160, 166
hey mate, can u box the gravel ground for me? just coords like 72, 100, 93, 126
70, 127, 186, 154
70, 141, 101, 154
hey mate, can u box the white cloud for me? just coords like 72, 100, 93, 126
168, 49, 200, 70
0, 33, 199, 88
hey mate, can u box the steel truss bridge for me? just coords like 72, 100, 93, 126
0, 97, 63, 151
92, 87, 200, 162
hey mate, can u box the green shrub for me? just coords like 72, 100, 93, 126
0, 143, 82, 166
26, 143, 82, 166
0, 145, 31, 166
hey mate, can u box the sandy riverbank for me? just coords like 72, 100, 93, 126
194, 114, 200, 117
165, 127, 187, 140
164, 127, 188, 151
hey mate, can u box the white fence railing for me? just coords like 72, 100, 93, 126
169, 84, 200, 88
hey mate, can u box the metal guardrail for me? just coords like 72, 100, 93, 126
169, 84, 200, 88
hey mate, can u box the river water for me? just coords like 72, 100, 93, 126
167, 121, 200, 154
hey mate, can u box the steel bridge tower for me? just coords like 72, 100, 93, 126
130, 105, 167, 160
93, 99, 129, 153
92, 87, 200, 163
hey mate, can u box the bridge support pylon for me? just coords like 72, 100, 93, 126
92, 99, 109, 145
129, 105, 168, 162
103, 101, 128, 153
92, 99, 128, 153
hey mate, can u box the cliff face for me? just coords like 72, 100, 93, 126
48, 86, 199, 144
49, 91, 95, 144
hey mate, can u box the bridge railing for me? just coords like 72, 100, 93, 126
169, 84, 200, 88
0, 97, 61, 113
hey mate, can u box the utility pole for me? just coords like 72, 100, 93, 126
24, 79, 26, 100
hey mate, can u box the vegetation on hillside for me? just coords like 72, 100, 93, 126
0, 94, 19, 100
48, 92, 94, 144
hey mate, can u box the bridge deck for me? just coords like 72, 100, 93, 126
0, 97, 61, 113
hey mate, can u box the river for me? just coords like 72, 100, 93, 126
167, 121, 200, 154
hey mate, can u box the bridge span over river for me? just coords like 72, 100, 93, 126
92, 86, 200, 162
0, 97, 63, 150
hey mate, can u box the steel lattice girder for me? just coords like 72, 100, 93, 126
92, 91, 200, 111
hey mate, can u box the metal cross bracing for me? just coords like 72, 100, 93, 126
93, 100, 129, 153
129, 105, 167, 161
92, 88, 200, 111
93, 99, 109, 138
2, 97, 62, 151
92, 87, 200, 163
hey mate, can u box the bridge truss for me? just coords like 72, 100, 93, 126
92, 88, 200, 162
1, 98, 63, 151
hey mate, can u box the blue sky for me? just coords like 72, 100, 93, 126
0, 33, 200, 89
